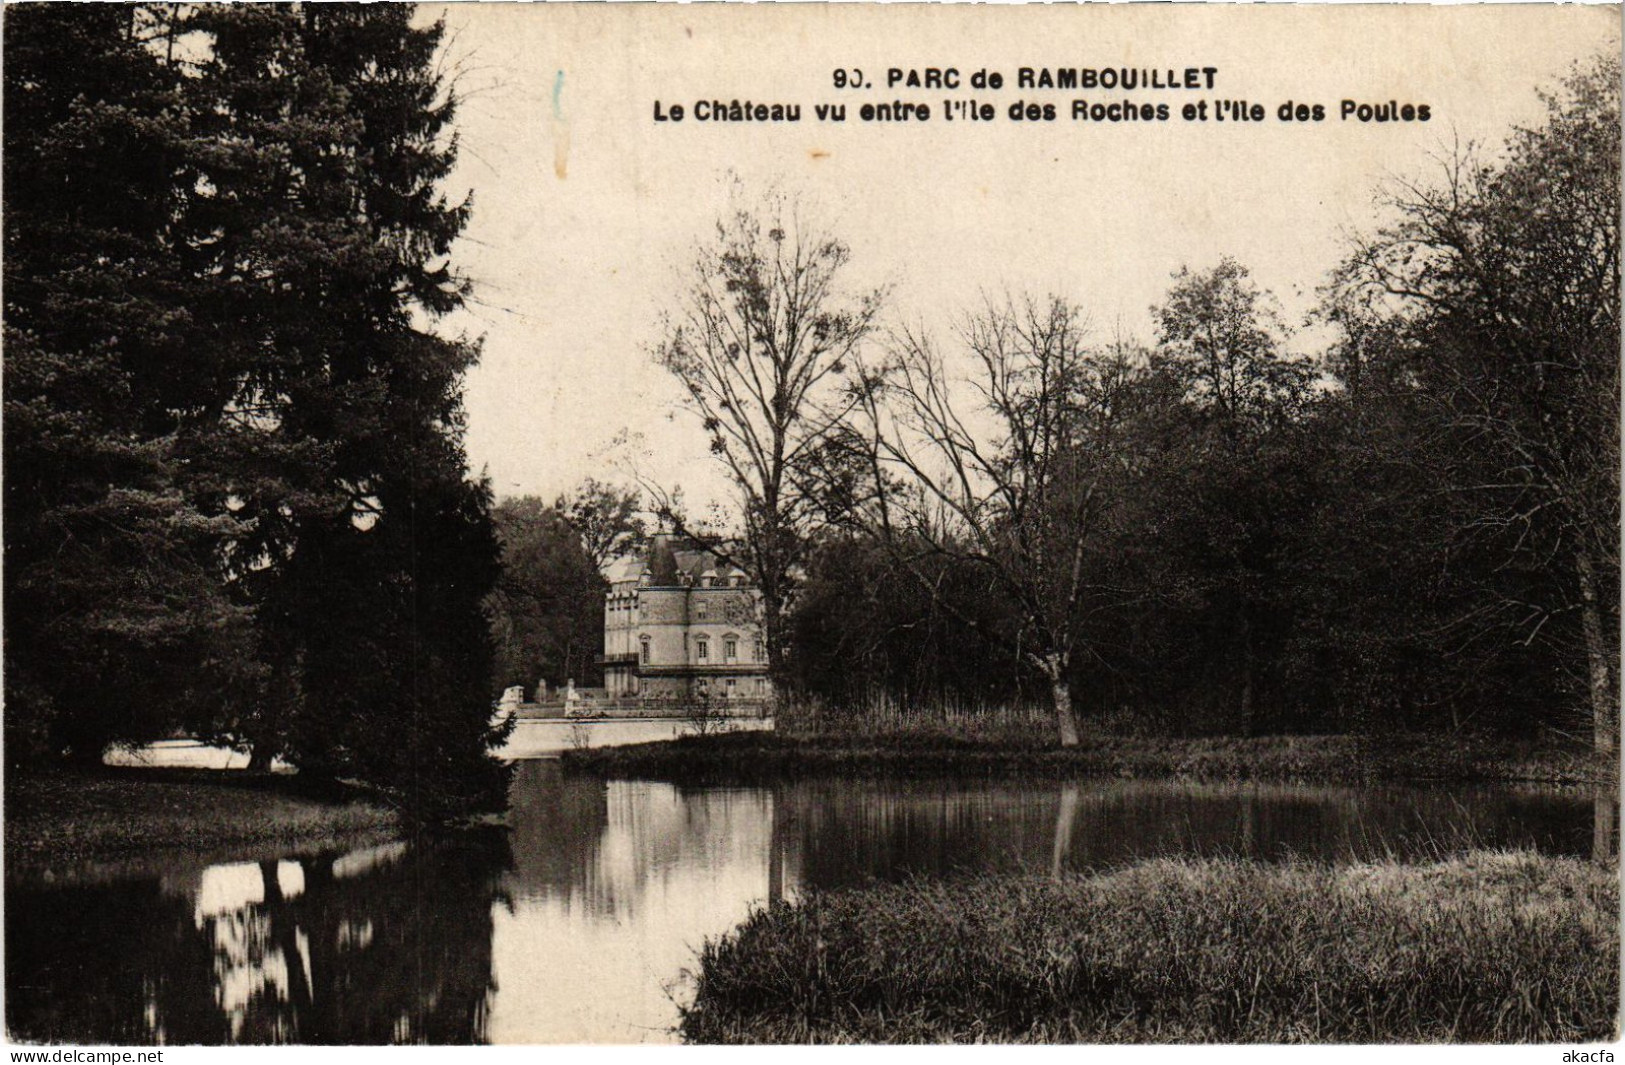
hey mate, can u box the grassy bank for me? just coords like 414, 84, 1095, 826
683, 850, 1619, 1043
5, 765, 400, 865
562, 729, 1615, 787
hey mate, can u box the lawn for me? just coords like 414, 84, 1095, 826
5, 765, 400, 865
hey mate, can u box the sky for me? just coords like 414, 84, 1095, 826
426, 3, 1619, 515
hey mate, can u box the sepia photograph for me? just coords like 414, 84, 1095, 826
2, 0, 1620, 1050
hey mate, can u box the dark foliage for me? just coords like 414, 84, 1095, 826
487, 491, 627, 695
784, 60, 1617, 746
3, 4, 507, 816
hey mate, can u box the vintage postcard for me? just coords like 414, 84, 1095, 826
4, 1, 1619, 1054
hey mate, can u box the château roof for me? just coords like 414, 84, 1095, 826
605, 533, 749, 588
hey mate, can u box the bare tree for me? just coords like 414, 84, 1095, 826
558, 478, 645, 572
653, 189, 883, 682
845, 294, 1141, 747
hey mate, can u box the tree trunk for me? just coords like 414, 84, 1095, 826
1042, 656, 1081, 748
1575, 550, 1617, 754
246, 704, 281, 772
1237, 612, 1256, 737
1238, 666, 1256, 739
1593, 791, 1616, 866
763, 589, 788, 690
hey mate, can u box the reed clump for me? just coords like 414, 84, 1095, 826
775, 698, 1063, 746
681, 850, 1619, 1044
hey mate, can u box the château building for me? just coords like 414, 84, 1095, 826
601, 533, 771, 703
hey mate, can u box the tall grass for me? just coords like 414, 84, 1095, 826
564, 727, 1615, 787
682, 850, 1619, 1044
777, 696, 1062, 746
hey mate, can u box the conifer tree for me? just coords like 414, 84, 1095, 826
4, 5, 506, 813
3, 5, 258, 760
184, 4, 506, 810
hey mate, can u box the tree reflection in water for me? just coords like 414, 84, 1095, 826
6, 830, 511, 1045
8, 769, 1609, 1045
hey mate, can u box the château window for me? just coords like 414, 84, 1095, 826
754, 639, 765, 662
696, 637, 709, 661
639, 637, 651, 665
696, 600, 709, 620
724, 637, 738, 663
726, 678, 737, 697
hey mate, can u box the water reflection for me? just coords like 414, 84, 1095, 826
488, 764, 1608, 1042
7, 832, 510, 1044
5, 765, 1612, 1044
774, 776, 1605, 889
1596, 792, 1618, 863
490, 766, 775, 1042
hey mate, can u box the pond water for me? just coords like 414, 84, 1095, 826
6, 760, 1614, 1044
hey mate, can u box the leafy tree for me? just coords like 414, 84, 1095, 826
787, 533, 1032, 715
1148, 261, 1317, 734
1283, 284, 1507, 735
1338, 55, 1620, 750
1154, 260, 1313, 438
488, 496, 607, 695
